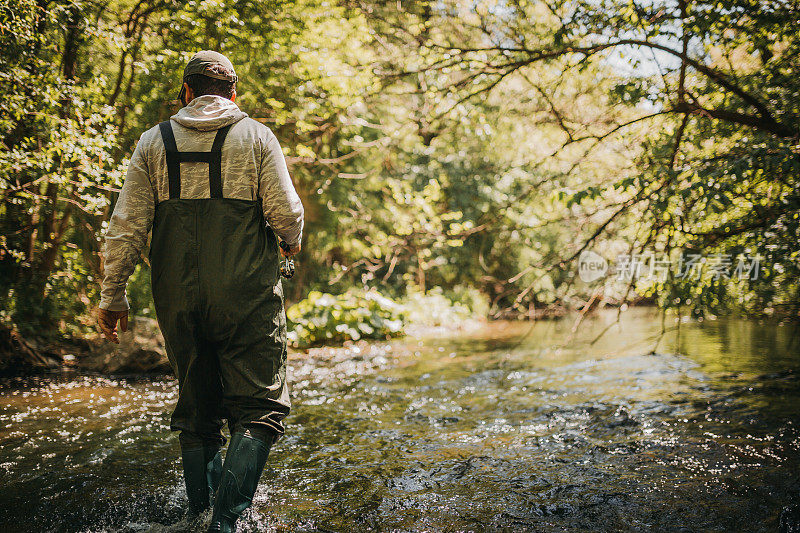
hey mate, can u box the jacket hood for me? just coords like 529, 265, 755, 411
171, 95, 248, 131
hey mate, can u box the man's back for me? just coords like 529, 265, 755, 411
100, 95, 304, 312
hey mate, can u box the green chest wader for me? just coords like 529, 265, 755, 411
150, 120, 290, 442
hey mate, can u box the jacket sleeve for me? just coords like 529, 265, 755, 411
99, 134, 155, 311
258, 129, 304, 247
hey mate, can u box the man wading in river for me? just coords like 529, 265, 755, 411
97, 51, 304, 532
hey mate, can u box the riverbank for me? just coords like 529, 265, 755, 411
3, 299, 793, 376
0, 314, 488, 377
0, 316, 171, 375
0, 288, 491, 375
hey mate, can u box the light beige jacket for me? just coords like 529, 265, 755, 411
100, 95, 304, 311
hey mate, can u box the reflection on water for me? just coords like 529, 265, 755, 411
0, 308, 798, 532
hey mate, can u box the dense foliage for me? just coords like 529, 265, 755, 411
355, 0, 800, 318
0, 0, 797, 351
286, 289, 403, 347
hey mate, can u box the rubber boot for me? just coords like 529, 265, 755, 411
181, 443, 223, 516
207, 430, 272, 532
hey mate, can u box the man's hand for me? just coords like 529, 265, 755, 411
98, 309, 129, 344
280, 242, 301, 258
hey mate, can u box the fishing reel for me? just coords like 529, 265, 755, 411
279, 240, 295, 279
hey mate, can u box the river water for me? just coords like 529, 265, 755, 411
1, 309, 798, 532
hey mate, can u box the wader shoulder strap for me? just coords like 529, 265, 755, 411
209, 124, 232, 199
158, 121, 235, 200
159, 121, 181, 199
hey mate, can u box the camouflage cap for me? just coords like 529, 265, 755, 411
178, 50, 238, 102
